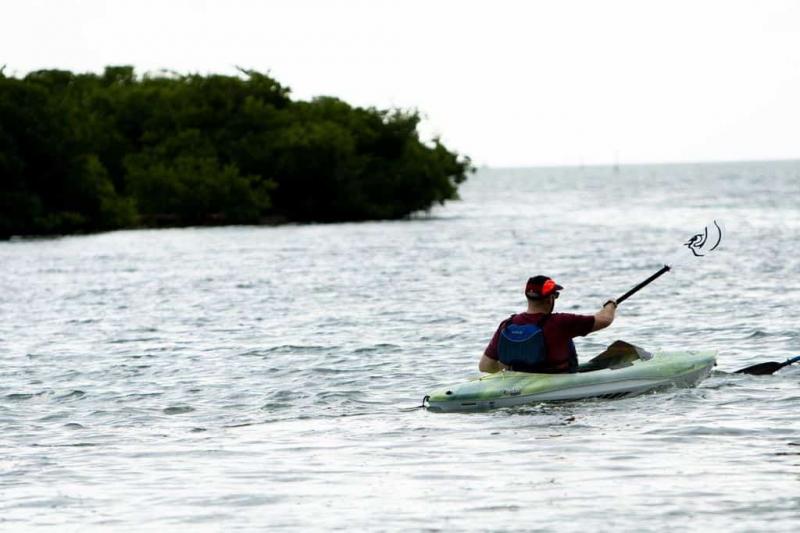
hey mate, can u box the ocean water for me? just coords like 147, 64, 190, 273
1, 161, 798, 531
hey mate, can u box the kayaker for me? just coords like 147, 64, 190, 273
479, 275, 617, 373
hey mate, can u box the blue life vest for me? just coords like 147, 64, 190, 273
497, 315, 549, 372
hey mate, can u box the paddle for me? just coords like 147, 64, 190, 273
616, 220, 723, 305
612, 221, 798, 376
734, 355, 800, 375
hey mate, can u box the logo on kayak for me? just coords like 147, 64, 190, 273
685, 220, 722, 257
503, 388, 522, 396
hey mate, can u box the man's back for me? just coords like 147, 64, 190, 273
484, 312, 595, 372
478, 275, 617, 374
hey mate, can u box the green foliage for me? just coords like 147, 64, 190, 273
0, 66, 470, 238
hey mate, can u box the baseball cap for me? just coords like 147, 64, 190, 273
525, 275, 564, 299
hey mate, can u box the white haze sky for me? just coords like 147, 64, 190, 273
2, 0, 799, 167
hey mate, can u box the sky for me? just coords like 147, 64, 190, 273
2, 0, 799, 167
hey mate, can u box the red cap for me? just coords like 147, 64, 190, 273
525, 275, 564, 299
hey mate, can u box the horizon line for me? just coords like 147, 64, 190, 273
478, 156, 800, 171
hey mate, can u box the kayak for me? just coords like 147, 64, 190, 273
424, 342, 717, 412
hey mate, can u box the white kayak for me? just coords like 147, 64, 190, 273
424, 342, 717, 413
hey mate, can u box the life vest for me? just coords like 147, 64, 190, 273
497, 314, 550, 372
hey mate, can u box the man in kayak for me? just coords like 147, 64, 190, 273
479, 275, 616, 373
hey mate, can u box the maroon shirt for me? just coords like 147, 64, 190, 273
484, 312, 595, 372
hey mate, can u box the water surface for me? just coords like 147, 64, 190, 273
1, 161, 799, 531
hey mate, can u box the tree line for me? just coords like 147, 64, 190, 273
0, 66, 471, 238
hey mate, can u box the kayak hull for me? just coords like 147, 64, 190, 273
425, 350, 717, 412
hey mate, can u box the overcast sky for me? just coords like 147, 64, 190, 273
3, 0, 799, 166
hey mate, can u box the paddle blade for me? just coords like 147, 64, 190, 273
735, 362, 784, 375
735, 356, 800, 375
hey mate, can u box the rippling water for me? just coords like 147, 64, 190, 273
1, 161, 799, 531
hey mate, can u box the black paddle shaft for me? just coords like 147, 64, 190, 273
616, 265, 671, 305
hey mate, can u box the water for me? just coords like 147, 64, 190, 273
1, 161, 799, 531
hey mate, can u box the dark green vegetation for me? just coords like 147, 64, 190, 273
0, 66, 471, 238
